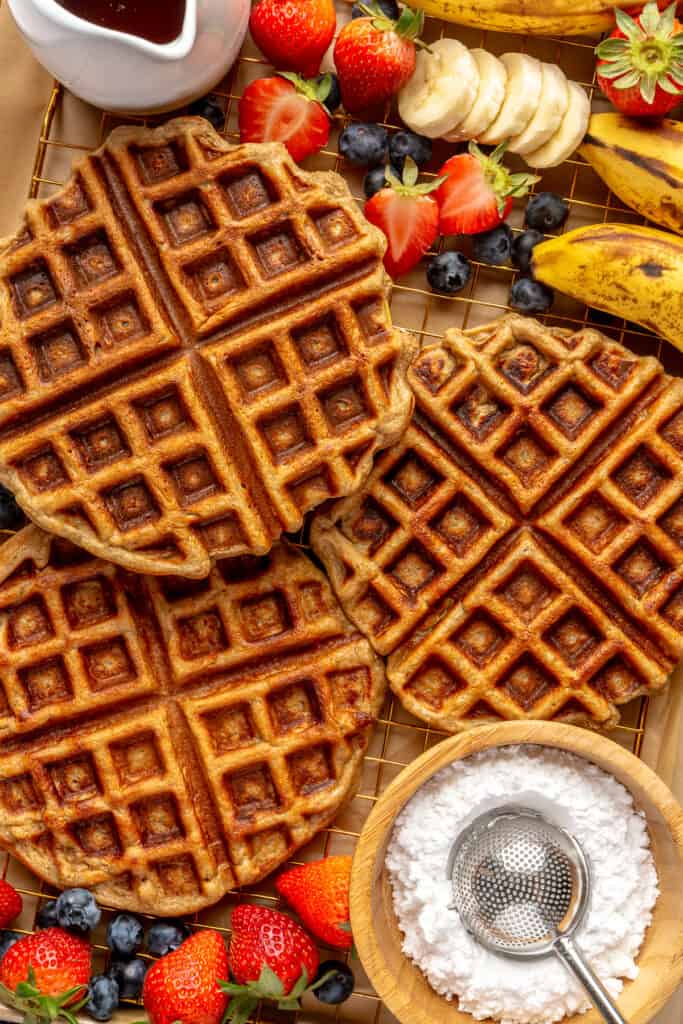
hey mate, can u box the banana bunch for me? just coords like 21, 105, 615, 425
398, 41, 590, 168
532, 224, 683, 352
581, 115, 683, 236
410, 0, 630, 36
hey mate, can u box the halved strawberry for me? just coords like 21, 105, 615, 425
436, 143, 537, 236
364, 158, 445, 278
239, 73, 331, 163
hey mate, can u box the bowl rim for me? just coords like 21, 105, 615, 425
349, 720, 683, 1024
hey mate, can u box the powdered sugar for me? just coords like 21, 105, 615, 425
386, 745, 658, 1024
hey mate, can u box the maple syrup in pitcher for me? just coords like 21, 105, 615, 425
55, 0, 186, 44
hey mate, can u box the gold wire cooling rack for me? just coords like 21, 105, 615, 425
3, 5, 683, 1022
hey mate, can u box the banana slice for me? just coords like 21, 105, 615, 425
525, 81, 591, 169
478, 53, 543, 145
444, 49, 507, 143
508, 63, 570, 155
398, 38, 479, 139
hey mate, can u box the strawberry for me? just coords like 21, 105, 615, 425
239, 73, 331, 163
364, 158, 444, 278
596, 2, 683, 116
224, 905, 321, 1024
334, 3, 425, 113
249, 0, 336, 78
277, 856, 353, 950
436, 143, 537, 237
0, 928, 90, 1024
143, 930, 229, 1024
0, 880, 21, 929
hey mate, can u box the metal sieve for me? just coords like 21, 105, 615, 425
448, 805, 628, 1024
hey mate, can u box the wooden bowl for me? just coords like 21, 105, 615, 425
350, 722, 683, 1024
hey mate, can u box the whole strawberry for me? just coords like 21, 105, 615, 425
596, 2, 683, 117
334, 3, 425, 113
143, 930, 229, 1024
224, 905, 320, 1022
0, 927, 90, 1024
250, 0, 336, 78
239, 73, 331, 162
0, 881, 22, 929
364, 158, 445, 278
436, 143, 537, 236
277, 856, 353, 950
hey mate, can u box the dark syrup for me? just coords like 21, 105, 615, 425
55, 0, 186, 45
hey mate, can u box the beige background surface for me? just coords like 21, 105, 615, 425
0, 3, 681, 1022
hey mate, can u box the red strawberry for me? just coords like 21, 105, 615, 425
364, 158, 444, 278
436, 143, 537, 236
0, 928, 90, 1024
143, 930, 229, 1024
224, 905, 320, 1023
276, 855, 353, 950
239, 73, 331, 163
0, 881, 21, 929
250, 0, 336, 78
334, 4, 425, 113
596, 2, 683, 116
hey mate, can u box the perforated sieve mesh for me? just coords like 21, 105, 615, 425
450, 806, 587, 956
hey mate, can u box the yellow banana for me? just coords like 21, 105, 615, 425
531, 223, 683, 352
410, 0, 626, 36
580, 115, 683, 236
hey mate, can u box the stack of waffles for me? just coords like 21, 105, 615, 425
0, 118, 681, 913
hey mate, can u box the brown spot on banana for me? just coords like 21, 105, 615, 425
582, 137, 683, 191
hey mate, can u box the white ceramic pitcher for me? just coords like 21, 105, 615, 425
8, 0, 250, 114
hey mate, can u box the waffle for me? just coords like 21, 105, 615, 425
312, 315, 683, 731
0, 525, 385, 914
0, 118, 415, 578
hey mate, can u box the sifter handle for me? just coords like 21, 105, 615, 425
552, 934, 628, 1024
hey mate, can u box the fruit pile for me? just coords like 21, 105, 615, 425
0, 858, 355, 1024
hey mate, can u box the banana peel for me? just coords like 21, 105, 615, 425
581, 115, 683, 235
531, 223, 683, 352
410, 0, 625, 36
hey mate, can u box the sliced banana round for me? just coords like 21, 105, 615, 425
508, 63, 570, 155
478, 53, 543, 146
398, 38, 479, 139
444, 49, 507, 143
525, 81, 591, 169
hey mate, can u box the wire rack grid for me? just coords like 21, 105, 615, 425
2, 4, 681, 1022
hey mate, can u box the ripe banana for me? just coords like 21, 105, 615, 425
531, 223, 683, 352
580, 115, 683, 236
410, 0, 632, 36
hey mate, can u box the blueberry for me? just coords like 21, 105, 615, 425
317, 72, 341, 113
146, 919, 190, 957
363, 165, 388, 199
188, 95, 225, 132
338, 123, 388, 167
314, 960, 355, 1005
524, 192, 569, 232
56, 888, 101, 935
472, 223, 513, 266
106, 913, 144, 959
426, 251, 472, 295
108, 957, 148, 1000
0, 930, 21, 961
352, 0, 399, 17
389, 131, 432, 173
0, 485, 24, 532
36, 900, 60, 929
86, 975, 119, 1021
511, 229, 544, 273
510, 277, 554, 314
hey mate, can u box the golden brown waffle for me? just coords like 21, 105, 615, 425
0, 525, 385, 914
0, 118, 415, 578
312, 315, 683, 731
